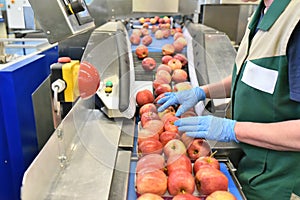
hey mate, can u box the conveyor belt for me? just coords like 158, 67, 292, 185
129, 28, 187, 82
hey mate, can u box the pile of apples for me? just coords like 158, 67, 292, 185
132, 15, 187, 59
133, 18, 237, 200
135, 92, 237, 199
135, 32, 190, 98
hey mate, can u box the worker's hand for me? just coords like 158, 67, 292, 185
174, 115, 238, 143
157, 87, 206, 117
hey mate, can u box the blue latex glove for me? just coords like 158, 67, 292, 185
174, 115, 238, 143
157, 87, 206, 117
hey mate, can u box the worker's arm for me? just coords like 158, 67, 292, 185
201, 75, 232, 99
235, 120, 300, 151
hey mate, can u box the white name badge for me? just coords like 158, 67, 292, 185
241, 61, 278, 94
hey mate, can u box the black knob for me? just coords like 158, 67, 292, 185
69, 0, 85, 14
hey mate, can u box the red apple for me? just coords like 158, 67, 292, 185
137, 193, 164, 200
175, 28, 183, 35
136, 154, 165, 174
139, 103, 157, 116
187, 139, 211, 161
194, 156, 220, 175
145, 18, 150, 22
168, 58, 182, 70
174, 82, 192, 92
163, 139, 186, 158
158, 18, 165, 24
136, 169, 167, 196
174, 32, 184, 40
163, 16, 170, 23
155, 84, 172, 96
152, 79, 165, 90
142, 35, 152, 46
167, 170, 195, 196
140, 104, 158, 117
136, 45, 149, 59
173, 194, 201, 200
176, 27, 183, 33
151, 25, 159, 33
143, 119, 164, 135
172, 69, 188, 83
132, 29, 142, 37
157, 64, 172, 74
161, 55, 173, 65
206, 191, 237, 200
159, 131, 180, 147
141, 111, 160, 127
139, 17, 145, 24
155, 70, 172, 84
158, 23, 166, 30
162, 29, 170, 38
136, 89, 154, 107
138, 128, 160, 145
160, 112, 176, 124
174, 53, 188, 66
157, 106, 176, 120
130, 33, 141, 45
141, 28, 150, 36
195, 167, 228, 195
142, 23, 149, 29
138, 138, 163, 156
164, 116, 180, 133
174, 82, 192, 91
166, 154, 192, 175
173, 39, 185, 52
165, 23, 171, 29
176, 37, 187, 47
155, 30, 164, 40
150, 18, 157, 25
142, 57, 156, 71
162, 44, 175, 56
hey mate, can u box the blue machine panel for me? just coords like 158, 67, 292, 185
0, 46, 58, 200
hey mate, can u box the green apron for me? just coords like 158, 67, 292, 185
231, 1, 300, 199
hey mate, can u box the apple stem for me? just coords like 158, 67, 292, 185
210, 150, 218, 158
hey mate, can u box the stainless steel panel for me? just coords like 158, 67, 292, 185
22, 97, 124, 200
185, 23, 235, 86
200, 4, 257, 45
132, 0, 179, 13
108, 151, 132, 200
118, 118, 135, 150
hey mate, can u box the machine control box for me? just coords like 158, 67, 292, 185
28, 0, 95, 43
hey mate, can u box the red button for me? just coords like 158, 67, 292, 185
58, 57, 71, 63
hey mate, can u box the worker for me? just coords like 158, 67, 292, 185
158, 0, 300, 199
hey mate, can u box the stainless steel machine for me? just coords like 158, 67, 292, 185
20, 0, 247, 199
194, 0, 258, 46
